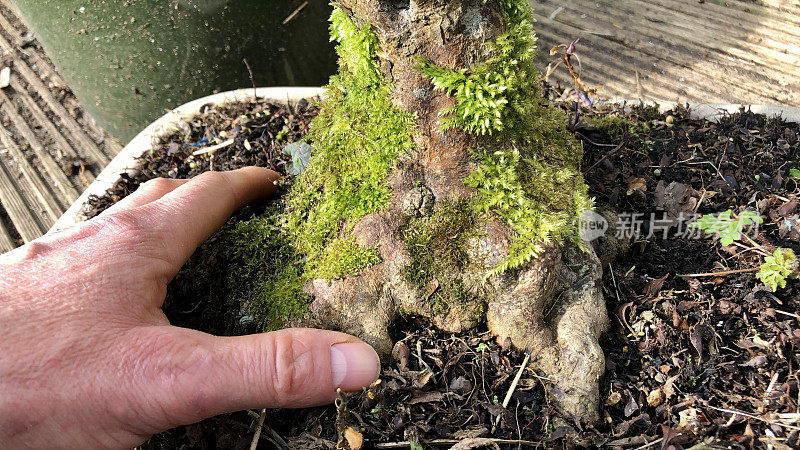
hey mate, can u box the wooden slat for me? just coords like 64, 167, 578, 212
0, 122, 62, 225
0, 32, 111, 166
0, 88, 80, 203
556, 0, 799, 82
10, 81, 96, 185
0, 161, 44, 242
534, 22, 761, 103
532, 0, 799, 105
0, 212, 16, 253
535, 3, 790, 101
648, 0, 800, 48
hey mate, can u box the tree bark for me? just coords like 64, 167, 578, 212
305, 0, 609, 423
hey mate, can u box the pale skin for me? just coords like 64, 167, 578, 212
0, 167, 381, 449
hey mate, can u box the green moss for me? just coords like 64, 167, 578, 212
398, 200, 486, 313
312, 238, 382, 281
283, 8, 417, 280
466, 146, 593, 277
225, 7, 417, 329
222, 206, 307, 331
399, 200, 480, 289
416, 0, 539, 136
418, 0, 594, 277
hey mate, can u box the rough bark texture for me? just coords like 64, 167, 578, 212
306, 0, 609, 423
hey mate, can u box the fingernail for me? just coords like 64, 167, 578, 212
330, 342, 380, 391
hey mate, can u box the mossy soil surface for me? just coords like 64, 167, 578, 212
87, 94, 799, 449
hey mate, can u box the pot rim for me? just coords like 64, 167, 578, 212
51, 89, 800, 232
51, 86, 326, 232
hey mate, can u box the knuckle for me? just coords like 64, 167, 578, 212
194, 170, 231, 189
193, 171, 239, 203
132, 333, 218, 426
267, 333, 314, 401
97, 210, 146, 235
16, 239, 52, 261
141, 177, 176, 192
93, 209, 156, 246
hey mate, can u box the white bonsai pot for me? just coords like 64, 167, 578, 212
52, 91, 799, 232
51, 87, 326, 232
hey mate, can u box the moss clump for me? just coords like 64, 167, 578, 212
399, 200, 480, 289
466, 146, 593, 277
222, 205, 307, 331
312, 238, 382, 281
416, 0, 538, 136
398, 200, 485, 314
418, 0, 593, 276
283, 8, 417, 279
225, 8, 417, 328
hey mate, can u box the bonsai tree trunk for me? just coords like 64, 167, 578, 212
240, 0, 608, 423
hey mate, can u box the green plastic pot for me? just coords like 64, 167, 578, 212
12, 0, 336, 141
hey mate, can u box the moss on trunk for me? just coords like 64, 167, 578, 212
223, 0, 609, 424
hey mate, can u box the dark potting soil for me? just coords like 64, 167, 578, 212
87, 95, 800, 449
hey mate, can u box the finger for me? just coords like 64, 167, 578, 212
132, 167, 280, 268
129, 327, 380, 428
100, 178, 190, 217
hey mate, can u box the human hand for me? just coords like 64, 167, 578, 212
0, 167, 380, 449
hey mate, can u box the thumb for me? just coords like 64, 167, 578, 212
128, 327, 380, 429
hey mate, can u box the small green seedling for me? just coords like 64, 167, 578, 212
691, 209, 763, 246
757, 248, 800, 292
790, 168, 800, 179
691, 209, 798, 292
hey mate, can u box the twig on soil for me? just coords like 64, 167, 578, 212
584, 139, 629, 173
707, 405, 800, 432
372, 438, 542, 448
774, 309, 800, 321
678, 268, 759, 278
249, 409, 266, 450
415, 340, 433, 373
765, 373, 780, 405
282, 1, 308, 24
192, 138, 234, 156
629, 437, 663, 450
492, 352, 531, 432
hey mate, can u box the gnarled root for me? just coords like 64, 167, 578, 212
487, 244, 608, 423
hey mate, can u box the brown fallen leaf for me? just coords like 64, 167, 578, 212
647, 387, 665, 407
742, 354, 769, 368
643, 274, 668, 297
778, 199, 798, 216
450, 438, 501, 450
342, 427, 363, 450
392, 341, 410, 371
407, 390, 444, 405
627, 177, 647, 195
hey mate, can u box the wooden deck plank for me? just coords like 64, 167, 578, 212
553, 0, 799, 82
536, 0, 793, 99
12, 88, 96, 188
0, 32, 111, 166
0, 161, 45, 242
650, 0, 800, 46
534, 21, 762, 103
0, 121, 63, 225
0, 88, 81, 204
0, 214, 16, 253
531, 0, 800, 105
